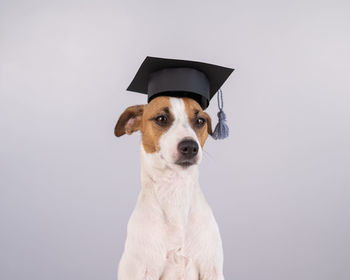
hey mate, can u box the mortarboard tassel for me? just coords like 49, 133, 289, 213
212, 89, 229, 140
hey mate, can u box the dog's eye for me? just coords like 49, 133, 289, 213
195, 117, 206, 127
154, 115, 168, 126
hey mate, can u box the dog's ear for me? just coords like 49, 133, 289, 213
114, 105, 145, 137
203, 112, 213, 136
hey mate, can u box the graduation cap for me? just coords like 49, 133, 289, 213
127, 56, 234, 139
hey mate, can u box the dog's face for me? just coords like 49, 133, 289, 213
115, 96, 212, 169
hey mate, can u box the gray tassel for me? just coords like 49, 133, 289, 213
212, 89, 229, 140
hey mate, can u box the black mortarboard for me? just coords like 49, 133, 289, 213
126, 56, 234, 139
127, 56, 234, 110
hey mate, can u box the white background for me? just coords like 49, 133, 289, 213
1, 0, 350, 279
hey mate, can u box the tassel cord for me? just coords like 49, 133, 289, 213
212, 89, 229, 140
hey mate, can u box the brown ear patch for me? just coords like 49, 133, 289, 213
114, 105, 145, 137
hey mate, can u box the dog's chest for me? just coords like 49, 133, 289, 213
153, 172, 196, 226
160, 200, 205, 279
152, 174, 203, 268
138, 168, 210, 277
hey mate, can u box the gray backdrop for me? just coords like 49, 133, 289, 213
1, 0, 349, 279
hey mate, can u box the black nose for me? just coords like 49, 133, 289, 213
177, 139, 199, 159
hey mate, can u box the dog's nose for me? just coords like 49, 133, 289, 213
177, 139, 199, 159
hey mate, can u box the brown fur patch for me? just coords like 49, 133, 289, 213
141, 96, 173, 153
183, 98, 212, 147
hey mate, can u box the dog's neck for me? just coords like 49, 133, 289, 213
139, 145, 200, 226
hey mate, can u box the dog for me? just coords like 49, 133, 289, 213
115, 96, 225, 280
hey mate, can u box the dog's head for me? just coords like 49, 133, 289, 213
115, 96, 212, 169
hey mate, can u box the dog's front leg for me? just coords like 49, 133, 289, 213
118, 209, 167, 280
118, 243, 166, 280
195, 211, 225, 280
197, 246, 225, 280
118, 233, 168, 280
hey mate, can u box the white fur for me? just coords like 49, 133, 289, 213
118, 98, 224, 280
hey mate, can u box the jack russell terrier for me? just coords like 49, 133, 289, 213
115, 96, 225, 280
